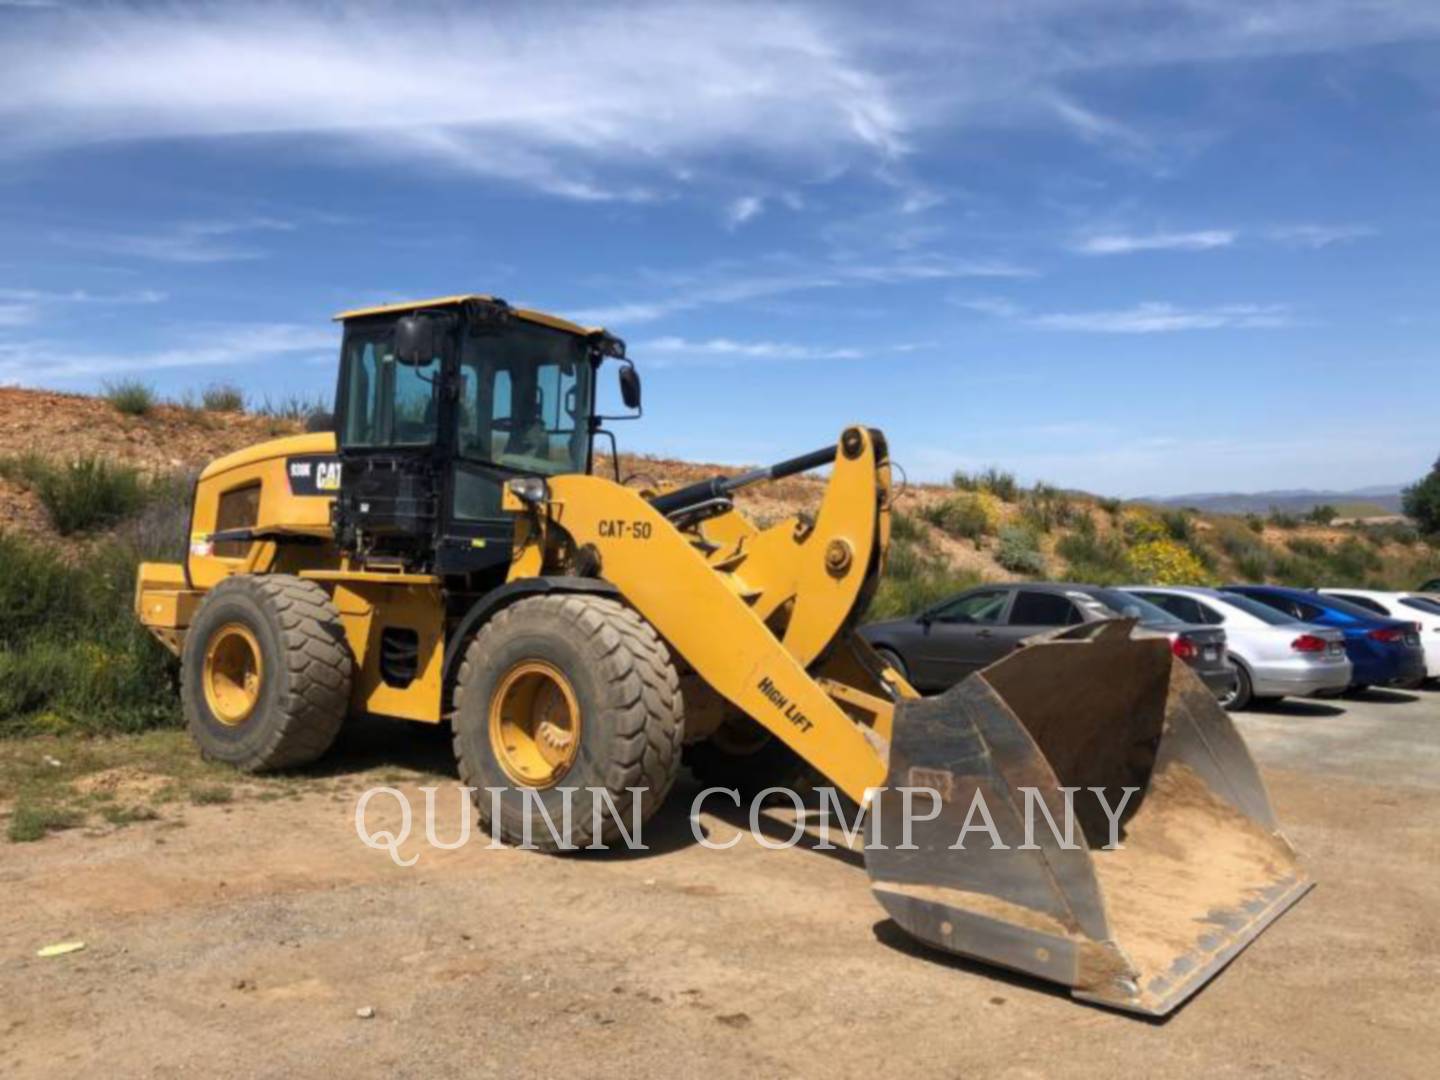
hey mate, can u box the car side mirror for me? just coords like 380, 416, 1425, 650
618, 363, 642, 410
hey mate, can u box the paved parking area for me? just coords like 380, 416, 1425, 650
1234, 683, 1440, 790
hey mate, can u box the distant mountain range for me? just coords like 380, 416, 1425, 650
1137, 485, 1406, 517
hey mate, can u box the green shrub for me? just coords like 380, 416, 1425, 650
921, 493, 997, 545
0, 481, 188, 735
1307, 504, 1338, 525
1287, 537, 1328, 561
996, 525, 1045, 575
103, 379, 156, 416
1019, 483, 1074, 533
869, 530, 980, 620
1057, 530, 1130, 584
1158, 509, 1194, 544
950, 469, 979, 492
201, 383, 245, 412
1326, 537, 1383, 583
1095, 496, 1123, 519
889, 508, 928, 545
0, 454, 150, 535
1267, 509, 1300, 530
1245, 513, 1265, 534
253, 392, 329, 422
979, 466, 1019, 503
1234, 546, 1272, 582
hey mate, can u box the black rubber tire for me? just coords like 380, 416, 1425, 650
682, 712, 814, 802
452, 595, 683, 850
1220, 659, 1253, 711
873, 646, 909, 682
1345, 684, 1371, 697
181, 574, 352, 771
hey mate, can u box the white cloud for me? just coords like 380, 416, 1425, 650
1267, 223, 1375, 248
5, 3, 1435, 204
962, 297, 1295, 333
0, 5, 906, 202
0, 286, 166, 326
0, 322, 336, 380
637, 335, 865, 366
1071, 230, 1237, 255
53, 219, 295, 263
1031, 301, 1294, 333
571, 252, 1034, 326
725, 196, 765, 229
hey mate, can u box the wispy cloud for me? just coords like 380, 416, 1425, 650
637, 336, 866, 366
0, 322, 335, 381
1031, 302, 1292, 333
53, 219, 295, 263
1267, 223, 1376, 248
0, 286, 166, 327
0, 5, 906, 202
1071, 229, 1237, 255
962, 297, 1295, 333
725, 196, 765, 229
573, 252, 1034, 327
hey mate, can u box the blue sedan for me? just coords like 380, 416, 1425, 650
1222, 585, 1427, 690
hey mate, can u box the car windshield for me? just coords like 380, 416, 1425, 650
1219, 592, 1305, 625
1090, 588, 1185, 626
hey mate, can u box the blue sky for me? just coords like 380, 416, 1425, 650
2, 1, 1438, 496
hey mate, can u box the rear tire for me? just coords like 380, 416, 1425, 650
181, 574, 352, 772
1219, 660, 1253, 711
452, 595, 683, 850
683, 712, 814, 801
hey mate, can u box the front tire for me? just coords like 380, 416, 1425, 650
181, 574, 352, 771
452, 595, 683, 850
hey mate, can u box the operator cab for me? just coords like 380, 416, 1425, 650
329, 295, 637, 578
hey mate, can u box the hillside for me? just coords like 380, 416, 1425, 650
1, 385, 1436, 603
1142, 485, 1405, 517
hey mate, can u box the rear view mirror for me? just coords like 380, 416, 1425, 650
394, 314, 445, 365
619, 363, 642, 410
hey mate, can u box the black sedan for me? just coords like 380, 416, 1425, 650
861, 582, 1236, 698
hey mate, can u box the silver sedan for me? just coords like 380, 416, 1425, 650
1123, 585, 1351, 710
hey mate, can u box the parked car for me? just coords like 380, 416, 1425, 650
1122, 585, 1351, 709
1419, 577, 1440, 594
1317, 588, 1440, 680
1222, 585, 1427, 691
861, 582, 1235, 698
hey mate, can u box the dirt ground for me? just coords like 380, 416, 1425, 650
2, 689, 1438, 1079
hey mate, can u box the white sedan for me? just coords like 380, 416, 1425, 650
1123, 585, 1351, 709
1318, 588, 1440, 680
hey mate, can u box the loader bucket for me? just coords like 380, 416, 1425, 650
863, 619, 1311, 1016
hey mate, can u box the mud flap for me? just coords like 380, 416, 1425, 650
863, 619, 1312, 1016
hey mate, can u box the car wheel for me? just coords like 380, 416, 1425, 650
1219, 661, 1253, 711
874, 646, 909, 682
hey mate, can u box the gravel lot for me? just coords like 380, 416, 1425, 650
2, 686, 1437, 1079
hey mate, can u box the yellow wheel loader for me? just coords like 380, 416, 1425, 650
135, 294, 1310, 1016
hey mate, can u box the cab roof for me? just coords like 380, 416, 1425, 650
332, 294, 599, 338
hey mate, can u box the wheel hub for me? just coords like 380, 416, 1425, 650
203, 623, 263, 726
489, 660, 581, 787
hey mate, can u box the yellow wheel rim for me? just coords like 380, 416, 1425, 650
203, 623, 264, 727
488, 660, 581, 788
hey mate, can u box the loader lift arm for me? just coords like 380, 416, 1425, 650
534, 425, 901, 804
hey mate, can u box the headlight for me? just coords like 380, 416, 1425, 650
506, 476, 548, 504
